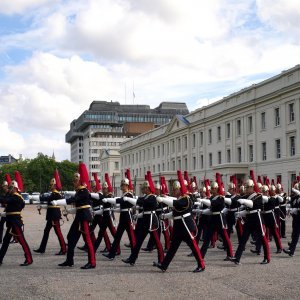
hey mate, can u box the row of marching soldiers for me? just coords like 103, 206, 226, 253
1, 164, 300, 271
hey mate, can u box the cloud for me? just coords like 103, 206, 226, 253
0, 0, 55, 15
1, 0, 300, 162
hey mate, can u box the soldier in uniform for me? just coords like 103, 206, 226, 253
33, 170, 67, 255
230, 178, 271, 265
197, 181, 233, 260
154, 171, 205, 273
0, 176, 11, 244
55, 163, 96, 269
0, 179, 33, 266
122, 177, 164, 266
275, 182, 287, 238
102, 177, 136, 260
80, 175, 112, 254
93, 173, 120, 254
283, 183, 300, 257
224, 181, 243, 244
253, 185, 283, 254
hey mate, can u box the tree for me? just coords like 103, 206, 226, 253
0, 153, 77, 193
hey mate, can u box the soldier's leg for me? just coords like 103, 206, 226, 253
185, 232, 205, 269
129, 226, 148, 263
0, 226, 13, 263
125, 220, 136, 249
13, 224, 33, 264
53, 220, 67, 253
200, 223, 214, 258
151, 229, 164, 264
161, 231, 182, 270
66, 220, 81, 264
234, 223, 251, 262
38, 220, 52, 252
218, 225, 233, 257
108, 221, 126, 258
81, 220, 96, 267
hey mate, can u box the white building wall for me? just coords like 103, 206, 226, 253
120, 65, 300, 192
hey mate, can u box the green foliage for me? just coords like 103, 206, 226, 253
0, 153, 77, 193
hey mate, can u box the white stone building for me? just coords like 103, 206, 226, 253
65, 101, 189, 185
120, 65, 300, 192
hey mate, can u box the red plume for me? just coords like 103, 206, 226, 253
4, 174, 12, 186
257, 176, 263, 185
14, 171, 24, 192
250, 170, 260, 193
78, 163, 90, 191
92, 172, 101, 192
193, 176, 198, 189
177, 170, 188, 196
146, 171, 155, 194
53, 169, 62, 191
162, 176, 169, 194
104, 173, 113, 193
159, 176, 166, 194
215, 172, 224, 196
271, 179, 275, 186
184, 171, 192, 192
204, 179, 211, 197
231, 175, 238, 192
125, 169, 133, 191
297, 175, 300, 182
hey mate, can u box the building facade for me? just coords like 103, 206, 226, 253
120, 65, 300, 192
65, 101, 189, 183
0, 154, 18, 166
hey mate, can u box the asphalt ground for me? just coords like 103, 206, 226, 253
0, 205, 299, 300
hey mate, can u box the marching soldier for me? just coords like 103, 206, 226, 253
122, 176, 164, 266
197, 181, 233, 260
33, 170, 67, 255
283, 183, 300, 257
93, 173, 120, 254
0, 179, 33, 266
253, 185, 283, 254
154, 171, 205, 273
276, 182, 287, 238
230, 177, 271, 265
102, 176, 136, 260
0, 176, 11, 244
54, 163, 96, 269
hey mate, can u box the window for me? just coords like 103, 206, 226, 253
162, 144, 165, 156
226, 123, 230, 139
290, 136, 296, 156
227, 149, 231, 163
157, 145, 160, 158
153, 165, 155, 173
192, 134, 196, 148
248, 116, 253, 133
218, 151, 222, 164
249, 145, 253, 162
209, 153, 212, 167
183, 136, 187, 150
262, 142, 267, 161
184, 157, 188, 170
275, 139, 281, 159
237, 119, 241, 136
200, 155, 204, 169
289, 103, 295, 122
177, 138, 181, 151
193, 157, 196, 170
200, 131, 203, 146
237, 147, 242, 163
153, 147, 155, 159
217, 126, 221, 141
208, 129, 212, 144
178, 159, 181, 169
261, 112, 266, 130
158, 164, 160, 172
275, 107, 280, 126
172, 140, 175, 153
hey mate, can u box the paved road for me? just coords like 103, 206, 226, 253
0, 205, 299, 300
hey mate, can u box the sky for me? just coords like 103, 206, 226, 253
0, 0, 300, 161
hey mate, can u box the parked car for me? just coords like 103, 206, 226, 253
30, 192, 41, 204
21, 192, 31, 204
